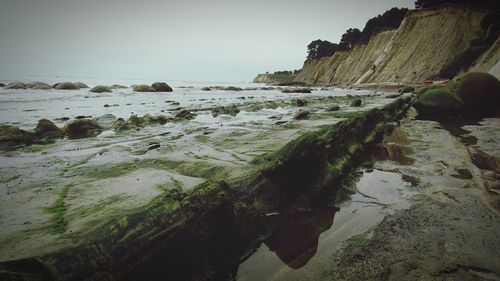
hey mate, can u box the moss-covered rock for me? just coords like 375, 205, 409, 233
211, 105, 240, 117
4, 82, 27, 89
64, 119, 103, 139
151, 82, 173, 92
27, 82, 52, 90
455, 72, 500, 115
293, 99, 308, 107
350, 99, 362, 107
132, 84, 155, 92
89, 85, 112, 93
399, 86, 415, 93
293, 110, 311, 120
414, 88, 463, 117
326, 105, 340, 111
54, 82, 79, 90
35, 119, 64, 140
175, 110, 196, 120
94, 114, 118, 129
0, 125, 36, 150
112, 118, 131, 131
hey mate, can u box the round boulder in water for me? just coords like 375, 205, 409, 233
54, 82, 79, 90
151, 82, 173, 92
35, 119, 64, 140
89, 85, 112, 93
414, 88, 463, 117
0, 125, 35, 150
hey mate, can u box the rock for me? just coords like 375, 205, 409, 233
293, 110, 311, 120
89, 85, 112, 93
224, 86, 243, 91
282, 87, 311, 93
4, 82, 27, 89
34, 119, 64, 140
0, 125, 36, 150
143, 114, 170, 125
414, 88, 463, 117
451, 168, 473, 180
94, 114, 117, 130
112, 118, 130, 131
151, 82, 173, 92
402, 174, 420, 186
350, 99, 362, 107
65, 119, 103, 139
276, 81, 308, 86
147, 143, 161, 151
132, 84, 155, 92
175, 110, 196, 120
0, 83, 5, 87
211, 105, 240, 117
326, 105, 340, 111
385, 93, 402, 99
54, 82, 79, 90
455, 72, 500, 115
201, 87, 211, 91
74, 82, 89, 89
27, 82, 51, 89
293, 99, 308, 107
110, 84, 128, 89
399, 86, 415, 93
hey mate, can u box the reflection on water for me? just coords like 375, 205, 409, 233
236, 169, 416, 281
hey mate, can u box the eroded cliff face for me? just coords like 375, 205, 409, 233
295, 6, 498, 86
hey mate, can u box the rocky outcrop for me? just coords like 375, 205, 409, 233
89, 85, 112, 93
151, 82, 173, 92
294, 6, 497, 86
64, 119, 102, 139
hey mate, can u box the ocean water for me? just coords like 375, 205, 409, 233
0, 77, 372, 129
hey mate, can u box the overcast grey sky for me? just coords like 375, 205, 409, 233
0, 0, 414, 82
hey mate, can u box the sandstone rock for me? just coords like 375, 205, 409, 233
0, 125, 35, 150
4, 82, 27, 89
34, 119, 64, 140
455, 72, 500, 115
151, 82, 173, 92
65, 119, 102, 139
89, 85, 112, 93
132, 84, 155, 92
54, 82, 79, 90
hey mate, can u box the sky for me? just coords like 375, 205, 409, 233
0, 0, 415, 83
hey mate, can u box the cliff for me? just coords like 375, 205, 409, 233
253, 73, 296, 83
294, 6, 499, 86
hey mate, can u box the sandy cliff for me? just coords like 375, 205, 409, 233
294, 6, 499, 86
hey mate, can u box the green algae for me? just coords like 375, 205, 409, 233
45, 185, 70, 234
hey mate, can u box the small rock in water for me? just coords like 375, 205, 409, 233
327, 104, 340, 111
294, 110, 311, 120
147, 143, 161, 151
350, 99, 362, 107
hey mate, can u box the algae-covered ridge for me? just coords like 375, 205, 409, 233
0, 93, 412, 280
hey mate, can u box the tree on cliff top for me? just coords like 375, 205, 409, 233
306, 40, 341, 61
339, 28, 361, 50
415, 0, 500, 9
356, 8, 409, 45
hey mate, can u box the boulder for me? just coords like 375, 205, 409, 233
293, 110, 311, 120
34, 119, 64, 140
455, 72, 500, 115
0, 83, 5, 87
89, 85, 112, 93
54, 82, 79, 90
4, 82, 27, 89
414, 88, 463, 117
112, 118, 130, 131
282, 87, 311, 93
175, 110, 196, 120
132, 84, 155, 92
350, 99, 362, 107
0, 125, 36, 150
326, 105, 340, 111
110, 84, 128, 89
151, 82, 173, 92
399, 86, 415, 94
74, 82, 89, 89
201, 87, 211, 91
224, 86, 243, 91
27, 82, 51, 89
93, 114, 117, 130
65, 119, 103, 139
